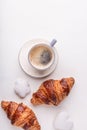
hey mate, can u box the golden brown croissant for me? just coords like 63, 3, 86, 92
1, 101, 41, 130
31, 77, 75, 106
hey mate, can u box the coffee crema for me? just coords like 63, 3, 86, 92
29, 45, 53, 69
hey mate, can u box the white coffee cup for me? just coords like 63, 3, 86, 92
28, 43, 55, 71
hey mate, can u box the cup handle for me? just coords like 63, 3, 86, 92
50, 39, 57, 47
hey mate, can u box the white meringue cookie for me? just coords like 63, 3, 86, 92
54, 111, 74, 130
14, 78, 31, 98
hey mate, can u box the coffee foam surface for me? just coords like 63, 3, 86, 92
29, 45, 53, 69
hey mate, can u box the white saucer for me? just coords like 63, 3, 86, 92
18, 39, 59, 78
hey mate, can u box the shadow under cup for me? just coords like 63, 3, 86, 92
28, 44, 55, 71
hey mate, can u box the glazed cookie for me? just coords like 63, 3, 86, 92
14, 78, 31, 98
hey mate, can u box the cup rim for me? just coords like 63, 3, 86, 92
28, 43, 55, 71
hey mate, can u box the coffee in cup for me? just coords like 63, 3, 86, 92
28, 44, 55, 71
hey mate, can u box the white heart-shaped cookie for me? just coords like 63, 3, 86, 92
54, 111, 74, 130
14, 78, 31, 98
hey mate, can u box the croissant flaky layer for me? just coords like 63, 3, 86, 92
1, 101, 41, 130
31, 77, 75, 106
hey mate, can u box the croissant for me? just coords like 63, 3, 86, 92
1, 101, 41, 130
31, 77, 75, 106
